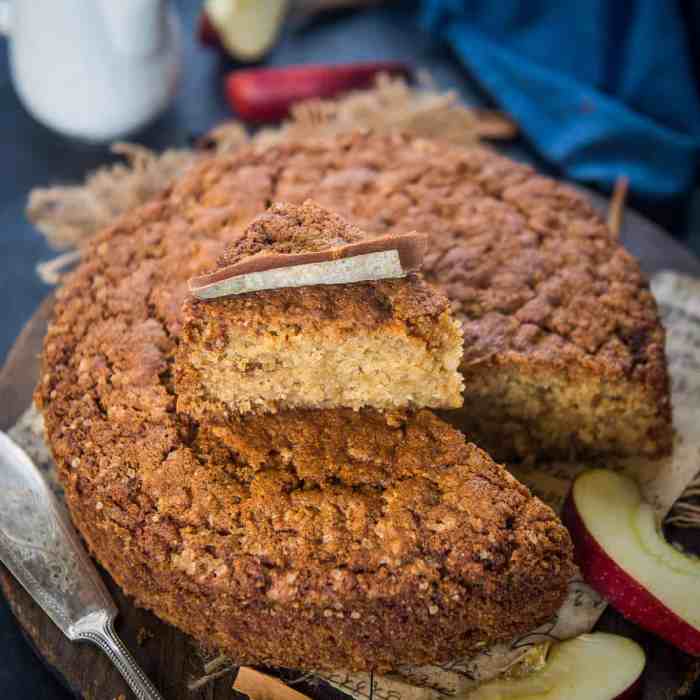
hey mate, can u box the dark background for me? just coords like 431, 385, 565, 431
1, 1, 699, 697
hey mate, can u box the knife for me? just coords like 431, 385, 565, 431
0, 431, 163, 700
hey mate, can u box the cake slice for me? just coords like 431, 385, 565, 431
175, 200, 464, 416
173, 405, 576, 672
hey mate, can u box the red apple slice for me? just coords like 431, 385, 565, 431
563, 469, 700, 656
225, 61, 411, 122
468, 633, 645, 699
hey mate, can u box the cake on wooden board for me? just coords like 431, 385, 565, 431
36, 131, 670, 672
176, 200, 464, 416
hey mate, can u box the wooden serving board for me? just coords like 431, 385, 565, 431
2, 198, 700, 699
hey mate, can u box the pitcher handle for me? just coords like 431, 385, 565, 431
0, 2, 10, 35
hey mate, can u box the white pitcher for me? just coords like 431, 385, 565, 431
0, 0, 181, 141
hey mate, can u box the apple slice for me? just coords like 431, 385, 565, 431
468, 633, 645, 699
225, 62, 411, 122
202, 0, 289, 61
563, 469, 700, 656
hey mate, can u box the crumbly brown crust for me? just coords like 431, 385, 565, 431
217, 198, 370, 263
182, 272, 448, 341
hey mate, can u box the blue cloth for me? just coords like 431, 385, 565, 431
421, 1, 700, 199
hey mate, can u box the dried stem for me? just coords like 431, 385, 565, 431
666, 471, 700, 528
204, 654, 232, 674
607, 176, 629, 238
187, 665, 236, 691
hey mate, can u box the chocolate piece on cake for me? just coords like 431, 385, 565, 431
175, 201, 464, 415
188, 227, 426, 299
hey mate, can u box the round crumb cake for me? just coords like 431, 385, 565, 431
36, 132, 667, 671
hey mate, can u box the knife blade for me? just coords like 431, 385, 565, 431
0, 431, 163, 700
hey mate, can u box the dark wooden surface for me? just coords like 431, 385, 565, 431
0, 193, 700, 700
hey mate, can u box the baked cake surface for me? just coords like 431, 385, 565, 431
36, 140, 576, 671
176, 200, 464, 415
